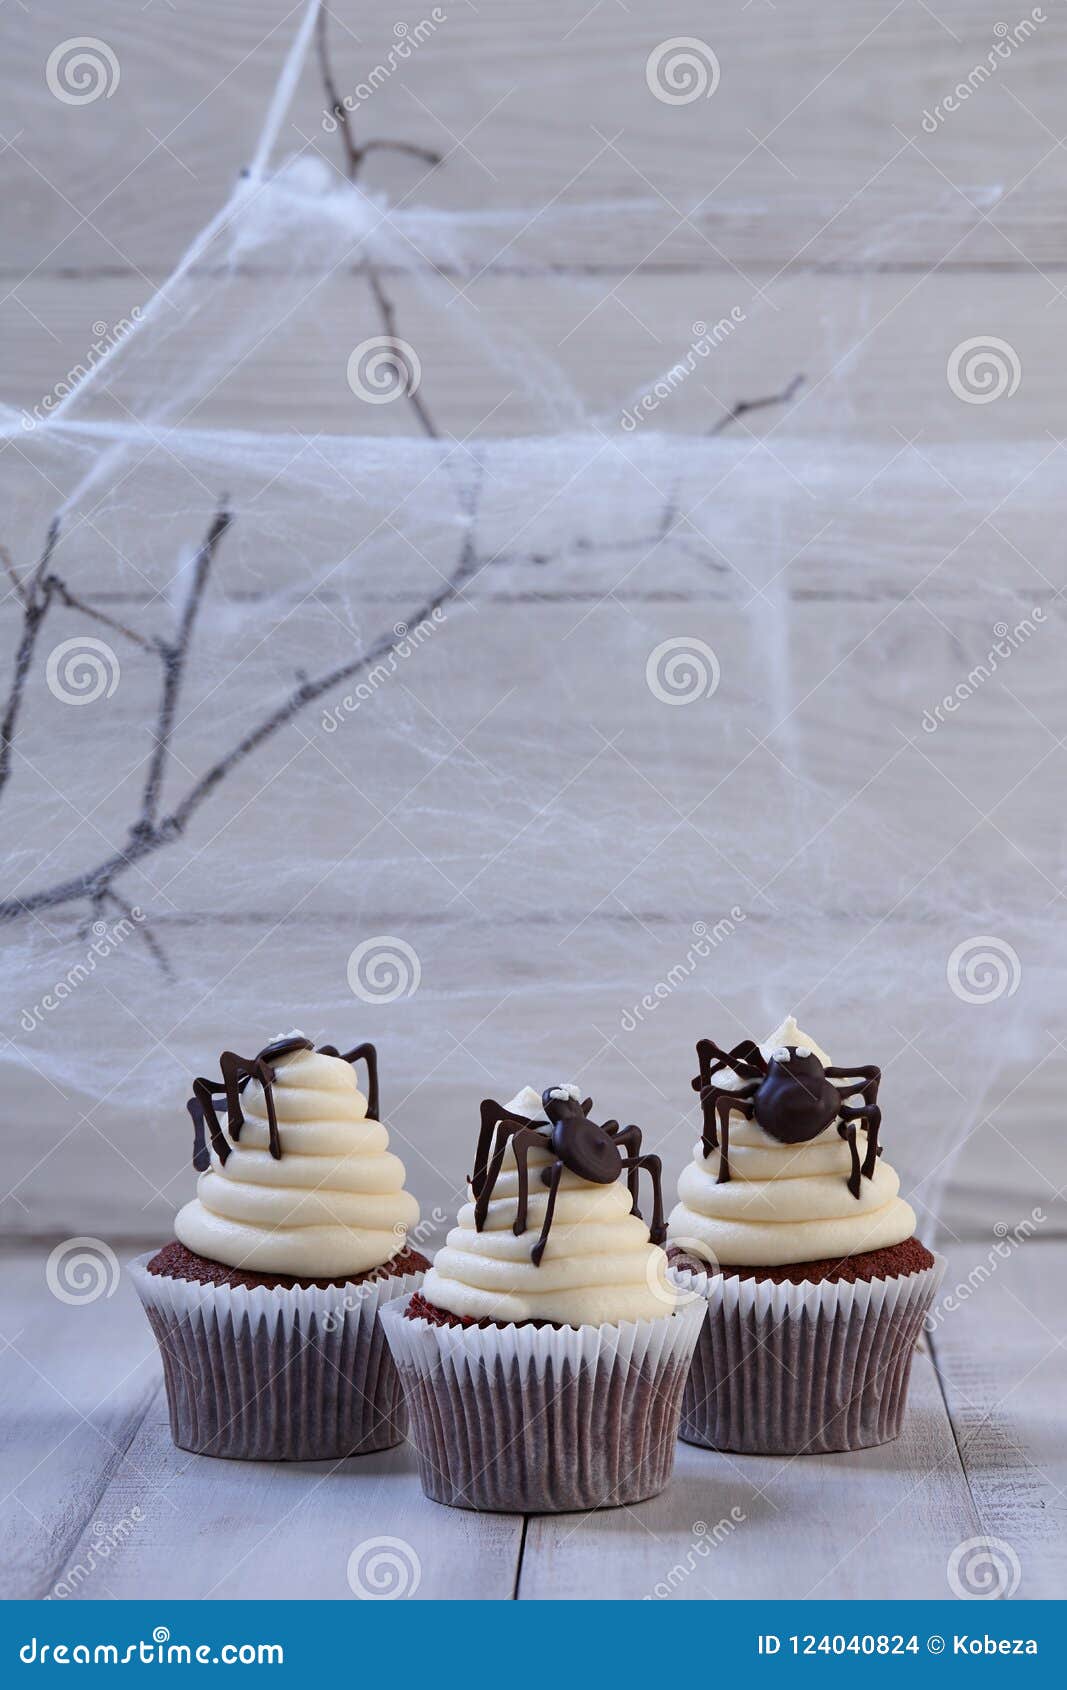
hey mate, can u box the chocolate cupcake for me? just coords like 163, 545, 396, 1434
668, 1017, 944, 1456
130, 1033, 427, 1461
381, 1084, 705, 1513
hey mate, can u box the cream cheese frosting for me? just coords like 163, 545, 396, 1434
668, 1019, 915, 1267
422, 1087, 675, 1327
175, 1037, 418, 1276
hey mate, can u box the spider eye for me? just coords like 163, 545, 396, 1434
795, 1045, 811, 1058
772, 1046, 791, 1062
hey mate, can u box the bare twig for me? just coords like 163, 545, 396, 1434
0, 484, 485, 927
0, 518, 59, 799
102, 888, 175, 981
360, 137, 442, 168
45, 576, 154, 652
140, 504, 231, 829
316, 7, 442, 440
709, 372, 806, 437
365, 265, 440, 439
1, 543, 27, 606
315, 10, 442, 182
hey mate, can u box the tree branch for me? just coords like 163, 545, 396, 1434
316, 6, 443, 440
709, 372, 806, 437
139, 504, 231, 829
315, 10, 442, 183
0, 481, 485, 927
0, 518, 59, 799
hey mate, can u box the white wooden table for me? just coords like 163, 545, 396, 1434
2, 1231, 1064, 1601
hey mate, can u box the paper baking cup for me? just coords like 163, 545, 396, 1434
670, 1255, 945, 1456
381, 1297, 705, 1513
129, 1253, 424, 1461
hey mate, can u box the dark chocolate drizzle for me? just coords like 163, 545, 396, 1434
188, 1036, 380, 1169
470, 1086, 667, 1266
691, 1036, 882, 1199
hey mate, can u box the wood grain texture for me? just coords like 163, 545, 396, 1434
3, 1241, 1064, 1598
0, 1249, 159, 1600
60, 1413, 522, 1601
2, 271, 1065, 442
929, 1239, 1067, 1601
518, 1351, 979, 1600
6, 0, 1067, 276
0, 1248, 521, 1601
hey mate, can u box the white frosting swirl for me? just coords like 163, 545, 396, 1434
669, 1019, 915, 1267
175, 1039, 418, 1276
422, 1087, 675, 1327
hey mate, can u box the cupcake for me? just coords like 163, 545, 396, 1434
381, 1083, 705, 1513
130, 1033, 427, 1461
668, 1016, 944, 1455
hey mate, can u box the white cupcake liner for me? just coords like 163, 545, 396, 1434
669, 1254, 945, 1455
129, 1252, 424, 1461
381, 1296, 706, 1513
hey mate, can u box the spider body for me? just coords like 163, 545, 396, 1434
543, 1087, 624, 1183
470, 1085, 667, 1265
751, 1049, 842, 1144
691, 1036, 883, 1199
188, 1036, 379, 1170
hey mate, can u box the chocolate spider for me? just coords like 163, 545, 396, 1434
469, 1086, 667, 1265
187, 1034, 379, 1170
691, 1037, 882, 1199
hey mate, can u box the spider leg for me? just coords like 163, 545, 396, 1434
255, 1058, 283, 1159
190, 1078, 231, 1167
531, 1161, 564, 1266
838, 1117, 863, 1199
825, 1065, 881, 1178
619, 1152, 666, 1245
837, 1101, 882, 1191
471, 1108, 534, 1230
509, 1126, 550, 1236
338, 1042, 380, 1121
470, 1102, 532, 1199
611, 1123, 643, 1212
218, 1050, 259, 1140
693, 1038, 766, 1092
695, 1084, 755, 1179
